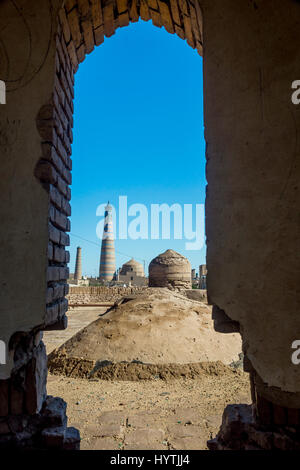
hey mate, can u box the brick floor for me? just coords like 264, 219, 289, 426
79, 409, 215, 450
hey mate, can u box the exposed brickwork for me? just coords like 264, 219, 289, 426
34, 14, 74, 333
208, 404, 300, 450
28, 3, 203, 447
0, 334, 46, 420
62, 0, 203, 72
0, 12, 80, 450
0, 332, 78, 449
33, 0, 203, 334
251, 371, 300, 427
33, 0, 203, 337
0, 394, 80, 450
68, 285, 147, 305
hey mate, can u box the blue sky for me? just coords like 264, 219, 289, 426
69, 19, 206, 277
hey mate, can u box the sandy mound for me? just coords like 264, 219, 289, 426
48, 288, 242, 380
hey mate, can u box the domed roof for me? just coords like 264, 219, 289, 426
120, 258, 145, 277
123, 258, 142, 267
149, 249, 190, 266
48, 288, 242, 379
149, 249, 191, 290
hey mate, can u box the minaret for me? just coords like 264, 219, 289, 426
74, 246, 82, 280
99, 202, 116, 281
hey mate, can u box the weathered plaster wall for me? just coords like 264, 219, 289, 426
0, 0, 61, 378
202, 0, 300, 402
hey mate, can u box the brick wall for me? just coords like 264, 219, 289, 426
33, 0, 203, 332
0, 0, 203, 449
68, 286, 148, 304
34, 14, 74, 331
60, 0, 203, 70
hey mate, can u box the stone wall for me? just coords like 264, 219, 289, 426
68, 286, 147, 305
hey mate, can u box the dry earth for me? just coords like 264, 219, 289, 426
47, 370, 251, 450
44, 291, 251, 450
48, 289, 242, 379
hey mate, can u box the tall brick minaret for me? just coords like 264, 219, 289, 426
74, 246, 82, 280
99, 202, 116, 281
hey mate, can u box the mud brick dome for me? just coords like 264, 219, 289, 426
120, 258, 145, 277
149, 249, 191, 290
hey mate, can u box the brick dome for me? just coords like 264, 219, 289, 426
148, 249, 191, 290
120, 258, 145, 277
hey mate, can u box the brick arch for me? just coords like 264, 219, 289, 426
29, 4, 204, 446
35, 0, 203, 337
1, 0, 299, 450
60, 0, 203, 72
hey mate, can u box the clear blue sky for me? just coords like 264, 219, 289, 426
69, 19, 206, 277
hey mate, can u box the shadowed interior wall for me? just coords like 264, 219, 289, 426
0, 0, 63, 379
202, 0, 300, 409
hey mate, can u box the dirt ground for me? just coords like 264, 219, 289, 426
45, 299, 251, 450
43, 306, 109, 354
48, 290, 242, 381
47, 369, 251, 450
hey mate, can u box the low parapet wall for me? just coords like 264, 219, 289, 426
67, 286, 147, 305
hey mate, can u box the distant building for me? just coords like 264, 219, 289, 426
68, 247, 89, 286
69, 278, 89, 286
149, 249, 191, 290
99, 202, 116, 282
199, 264, 207, 289
116, 259, 147, 287
74, 247, 82, 280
